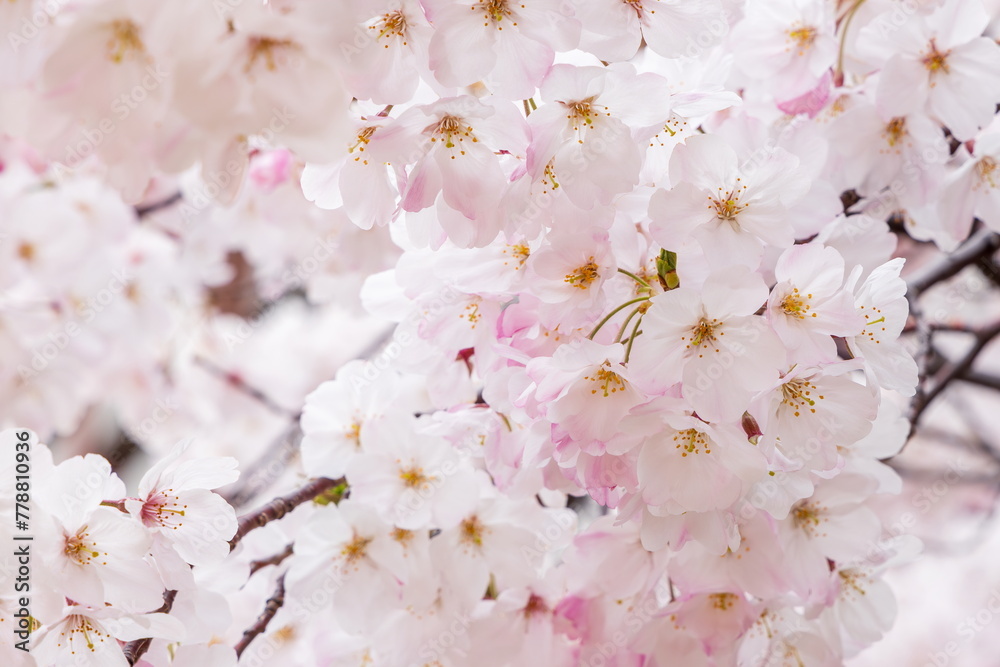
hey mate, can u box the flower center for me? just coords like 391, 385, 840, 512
686, 318, 720, 349
430, 115, 475, 150
710, 184, 749, 224
17, 242, 34, 261
477, 0, 514, 25
564, 98, 604, 133
976, 156, 998, 190
673, 428, 711, 457
788, 24, 817, 53
780, 378, 822, 417
106, 20, 144, 63
922, 40, 950, 74
64, 528, 103, 565
460, 515, 488, 547
584, 360, 627, 397
399, 465, 429, 489
502, 244, 530, 269
373, 11, 408, 42
779, 287, 815, 319
245, 36, 298, 73
883, 117, 907, 148
349, 127, 377, 165
341, 533, 372, 564
66, 616, 112, 652
140, 489, 188, 529
564, 258, 600, 289
709, 592, 738, 610
791, 502, 825, 537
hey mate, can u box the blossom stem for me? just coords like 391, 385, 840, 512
622, 313, 645, 364
100, 499, 128, 512
617, 268, 651, 289
588, 297, 650, 339
614, 305, 644, 344
835, 0, 866, 84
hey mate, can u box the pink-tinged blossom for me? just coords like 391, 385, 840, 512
34, 454, 163, 611
765, 243, 865, 364
845, 258, 918, 396
423, 0, 580, 99
527, 64, 673, 209
346, 416, 479, 530
300, 359, 419, 480
864, 0, 1000, 141
527, 338, 646, 443
576, 0, 727, 62
730, 0, 838, 101
648, 133, 805, 270
300, 115, 398, 230
31, 603, 184, 667
286, 501, 409, 634
637, 414, 767, 514
340, 0, 434, 104
752, 363, 876, 475
376, 96, 528, 246
629, 266, 785, 422
124, 438, 239, 568
914, 116, 1000, 249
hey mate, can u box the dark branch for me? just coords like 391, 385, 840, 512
229, 476, 343, 551
135, 191, 183, 218
234, 574, 286, 658
908, 229, 1000, 295
909, 321, 1000, 428
122, 589, 178, 665
959, 370, 1000, 392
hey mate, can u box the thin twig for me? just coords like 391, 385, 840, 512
249, 544, 295, 577
135, 191, 183, 218
229, 476, 343, 551
909, 321, 1000, 429
234, 574, 286, 658
908, 229, 1000, 295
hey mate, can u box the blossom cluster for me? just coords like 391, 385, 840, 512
1, 0, 999, 665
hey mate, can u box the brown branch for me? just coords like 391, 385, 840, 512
907, 229, 1000, 295
122, 589, 178, 665
135, 191, 183, 218
234, 574, 286, 658
959, 370, 1000, 392
909, 321, 1000, 428
229, 477, 343, 551
249, 544, 295, 577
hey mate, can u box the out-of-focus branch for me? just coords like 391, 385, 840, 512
959, 371, 1000, 392
135, 191, 183, 218
909, 321, 1000, 428
194, 355, 299, 419
908, 229, 1000, 295
234, 574, 286, 658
